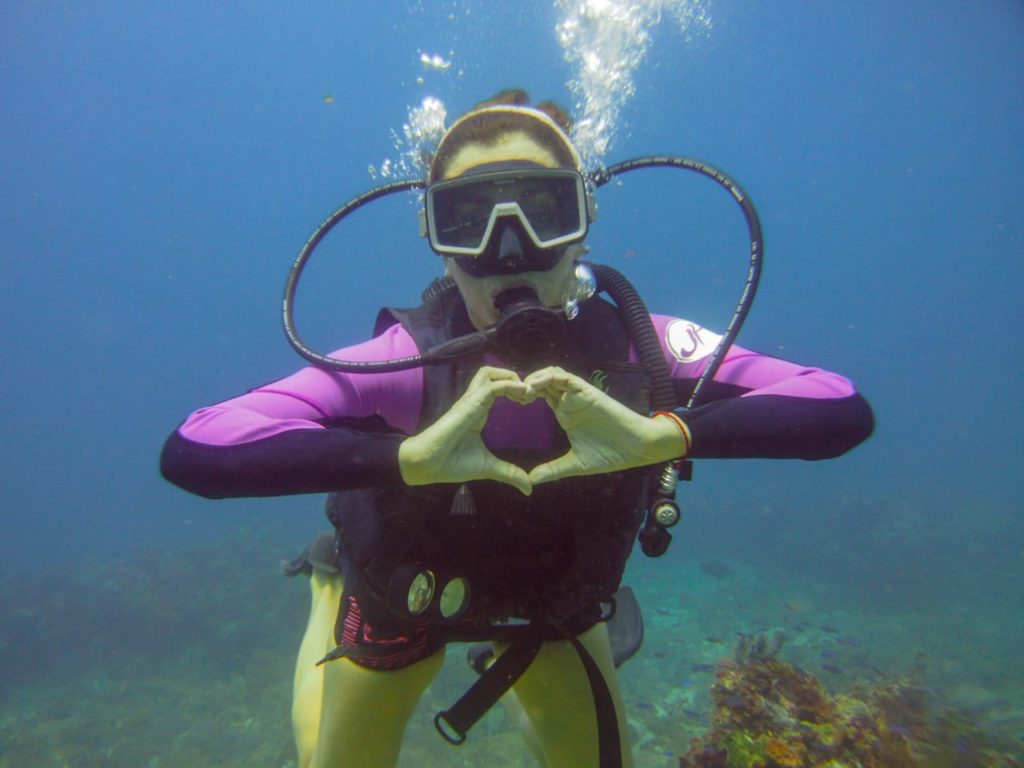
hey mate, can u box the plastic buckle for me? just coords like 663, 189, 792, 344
434, 711, 467, 745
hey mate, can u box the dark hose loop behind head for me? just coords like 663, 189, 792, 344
281, 155, 763, 405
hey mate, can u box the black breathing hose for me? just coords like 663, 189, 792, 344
590, 264, 676, 411
282, 178, 426, 372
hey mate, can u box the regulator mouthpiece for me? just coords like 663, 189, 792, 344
492, 286, 568, 368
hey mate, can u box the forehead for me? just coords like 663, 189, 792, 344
443, 131, 561, 179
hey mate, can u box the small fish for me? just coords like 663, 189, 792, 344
821, 663, 843, 674
820, 648, 837, 658
635, 701, 654, 710
837, 635, 862, 647
820, 624, 840, 634
704, 636, 724, 644
323, 95, 335, 104
691, 663, 716, 673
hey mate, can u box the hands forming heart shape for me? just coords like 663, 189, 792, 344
398, 366, 688, 496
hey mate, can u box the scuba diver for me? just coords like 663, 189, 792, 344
160, 89, 874, 768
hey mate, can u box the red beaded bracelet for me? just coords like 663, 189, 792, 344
652, 410, 692, 454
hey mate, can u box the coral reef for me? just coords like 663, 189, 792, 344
678, 634, 1022, 768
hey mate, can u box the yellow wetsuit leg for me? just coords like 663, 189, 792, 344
292, 569, 345, 768
292, 568, 445, 768
310, 649, 445, 768
508, 622, 634, 768
499, 682, 548, 766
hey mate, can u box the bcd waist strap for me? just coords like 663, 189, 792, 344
433, 619, 623, 768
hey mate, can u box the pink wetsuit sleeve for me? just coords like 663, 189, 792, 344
645, 314, 873, 459
161, 323, 425, 498
178, 323, 424, 446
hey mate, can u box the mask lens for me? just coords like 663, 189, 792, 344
511, 176, 579, 240
440, 199, 492, 249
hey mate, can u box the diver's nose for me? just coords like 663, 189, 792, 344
496, 225, 526, 270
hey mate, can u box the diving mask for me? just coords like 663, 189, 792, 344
422, 167, 592, 275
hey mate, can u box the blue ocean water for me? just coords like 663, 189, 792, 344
2, 1, 1022, 765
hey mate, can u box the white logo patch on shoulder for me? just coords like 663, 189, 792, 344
665, 319, 723, 363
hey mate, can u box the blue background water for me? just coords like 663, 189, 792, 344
2, 0, 1022, 763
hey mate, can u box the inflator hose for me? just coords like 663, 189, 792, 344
591, 263, 676, 411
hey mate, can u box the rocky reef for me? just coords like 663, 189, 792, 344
677, 634, 1022, 768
